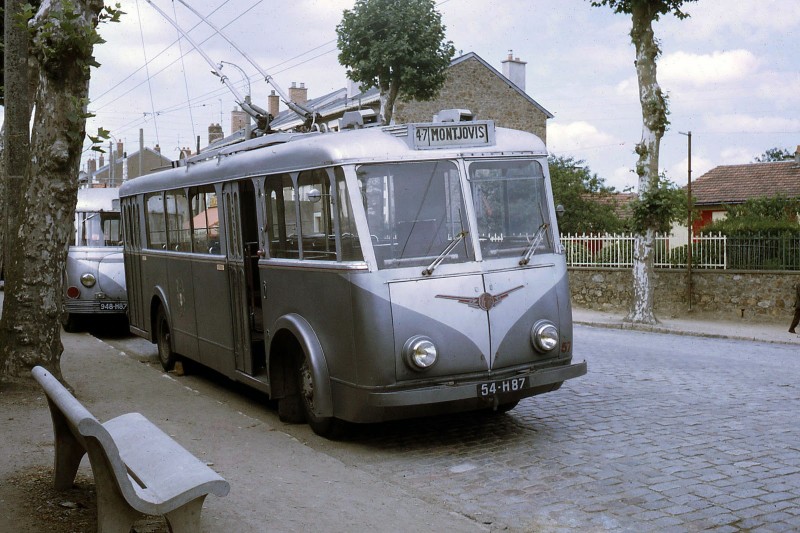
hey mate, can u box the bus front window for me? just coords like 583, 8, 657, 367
357, 161, 471, 269
468, 159, 553, 259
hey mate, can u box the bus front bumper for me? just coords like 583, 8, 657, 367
331, 360, 587, 423
370, 361, 587, 407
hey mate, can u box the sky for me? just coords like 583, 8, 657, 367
44, 0, 800, 192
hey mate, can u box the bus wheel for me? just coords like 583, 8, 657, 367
155, 307, 176, 372
61, 313, 83, 333
297, 357, 347, 439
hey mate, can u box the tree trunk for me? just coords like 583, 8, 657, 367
0, 0, 104, 381
1, 0, 33, 378
378, 79, 401, 126
625, 3, 668, 325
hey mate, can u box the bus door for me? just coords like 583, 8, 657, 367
122, 199, 145, 331
222, 180, 262, 375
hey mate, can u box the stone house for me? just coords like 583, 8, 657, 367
690, 147, 800, 231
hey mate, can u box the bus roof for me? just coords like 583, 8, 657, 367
119, 122, 547, 197
76, 187, 120, 212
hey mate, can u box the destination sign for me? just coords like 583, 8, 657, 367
411, 121, 495, 150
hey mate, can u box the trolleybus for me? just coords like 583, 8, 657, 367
119, 111, 586, 436
63, 187, 127, 331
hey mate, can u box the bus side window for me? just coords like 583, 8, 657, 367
145, 192, 167, 249
335, 167, 363, 262
190, 186, 220, 254
297, 169, 335, 260
166, 189, 192, 252
265, 174, 297, 259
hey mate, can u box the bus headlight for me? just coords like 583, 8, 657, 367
80, 273, 97, 288
403, 336, 438, 370
531, 320, 559, 353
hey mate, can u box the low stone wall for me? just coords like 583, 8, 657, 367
569, 268, 800, 323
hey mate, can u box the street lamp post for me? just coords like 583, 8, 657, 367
679, 131, 693, 311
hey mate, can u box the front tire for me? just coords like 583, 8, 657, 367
155, 307, 176, 371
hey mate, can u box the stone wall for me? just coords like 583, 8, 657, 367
569, 268, 800, 323
393, 56, 549, 142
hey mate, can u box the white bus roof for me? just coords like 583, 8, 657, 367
119, 123, 547, 198
76, 187, 120, 212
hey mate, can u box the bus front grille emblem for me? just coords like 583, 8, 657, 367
436, 285, 524, 311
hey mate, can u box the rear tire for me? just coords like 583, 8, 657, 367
155, 307, 176, 371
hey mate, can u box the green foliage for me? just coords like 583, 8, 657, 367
754, 147, 794, 162
563, 241, 594, 264
668, 242, 724, 268
704, 195, 800, 235
628, 174, 686, 234
548, 155, 626, 234
29, 1, 123, 78
336, 0, 454, 122
589, 0, 696, 19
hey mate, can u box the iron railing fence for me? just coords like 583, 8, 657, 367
561, 232, 800, 270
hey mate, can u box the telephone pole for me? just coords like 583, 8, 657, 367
679, 131, 693, 311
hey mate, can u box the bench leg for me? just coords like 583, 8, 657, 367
48, 400, 87, 491
164, 496, 207, 533
84, 442, 141, 533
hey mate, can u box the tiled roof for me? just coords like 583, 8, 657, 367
691, 160, 800, 206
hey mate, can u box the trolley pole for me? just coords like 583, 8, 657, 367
679, 131, 693, 311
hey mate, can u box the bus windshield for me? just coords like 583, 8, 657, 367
357, 160, 471, 270
468, 159, 553, 259
75, 211, 121, 247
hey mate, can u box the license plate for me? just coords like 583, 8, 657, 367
99, 302, 127, 311
478, 376, 527, 397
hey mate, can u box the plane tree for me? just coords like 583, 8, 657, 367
336, 0, 455, 125
0, 1, 121, 382
589, 0, 697, 324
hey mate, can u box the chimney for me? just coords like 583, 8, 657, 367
501, 50, 527, 92
231, 106, 247, 134
88, 158, 97, 176
795, 145, 800, 164
347, 78, 361, 99
99, 153, 105, 168
208, 123, 224, 144
268, 90, 280, 119
116, 140, 124, 158
288, 82, 308, 106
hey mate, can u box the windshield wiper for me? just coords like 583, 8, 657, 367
422, 231, 469, 276
519, 223, 549, 265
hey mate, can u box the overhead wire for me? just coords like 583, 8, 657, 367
172, 0, 197, 143
135, 0, 160, 147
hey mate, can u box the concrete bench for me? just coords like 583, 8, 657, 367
32, 366, 230, 532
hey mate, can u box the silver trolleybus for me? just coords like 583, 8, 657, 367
63, 187, 127, 332
119, 112, 586, 436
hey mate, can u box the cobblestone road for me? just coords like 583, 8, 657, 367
309, 326, 800, 532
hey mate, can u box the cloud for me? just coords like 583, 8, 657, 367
660, 50, 760, 86
705, 114, 800, 135
548, 121, 622, 154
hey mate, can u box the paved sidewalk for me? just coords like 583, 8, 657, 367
573, 306, 800, 346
